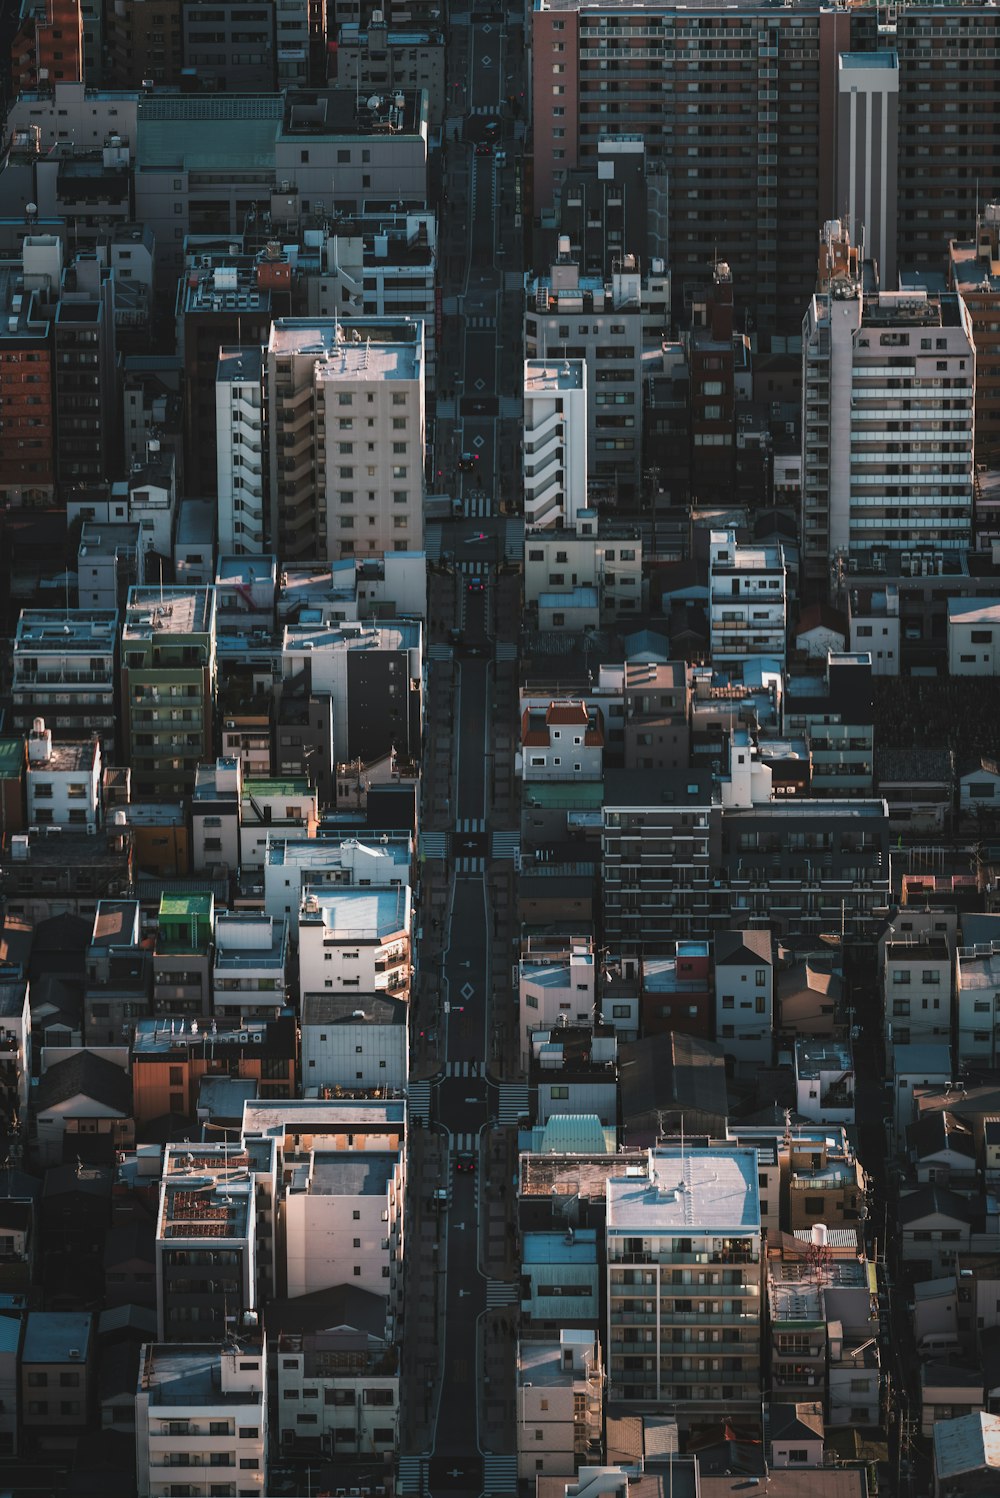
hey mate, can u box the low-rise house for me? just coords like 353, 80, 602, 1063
103, 1221, 157, 1310
528, 1026, 618, 1127
519, 937, 596, 1071
516, 1331, 603, 1479
922, 1364, 985, 1438
135, 1337, 267, 1498
769, 1401, 825, 1468
794, 1041, 855, 1125
300, 992, 408, 1092
618, 1031, 729, 1146
912, 1276, 960, 1354
518, 700, 605, 782
131, 1015, 297, 1126
882, 935, 952, 1055
908, 1112, 978, 1191
21, 1311, 95, 1453
34, 1050, 133, 1167
297, 885, 411, 1002
776, 955, 842, 1036
0, 1198, 34, 1293
932, 1410, 1000, 1495
949, 598, 1000, 675
876, 747, 955, 835
960, 758, 1000, 824
892, 1043, 953, 1140
714, 929, 773, 1065
640, 943, 711, 1039
900, 1186, 979, 1277
212, 913, 288, 1021
239, 777, 318, 870
25, 723, 101, 832
152, 893, 213, 1019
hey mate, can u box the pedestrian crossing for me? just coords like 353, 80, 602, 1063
504, 517, 524, 563
456, 558, 491, 575
428, 642, 454, 662
482, 1453, 518, 1495
494, 640, 518, 661
445, 1060, 484, 1079
419, 830, 449, 860
397, 1455, 429, 1495
455, 855, 485, 875
470, 104, 500, 116
498, 1082, 531, 1126
461, 490, 494, 518
451, 1130, 479, 1152
491, 830, 520, 860
467, 314, 497, 330
407, 1080, 431, 1126
485, 1279, 518, 1307
455, 816, 485, 834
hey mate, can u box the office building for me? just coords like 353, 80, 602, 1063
0, 245, 56, 506
523, 359, 588, 531
121, 587, 216, 798
12, 610, 118, 757
105, 0, 183, 87
605, 1146, 763, 1410
266, 316, 425, 562
801, 224, 975, 584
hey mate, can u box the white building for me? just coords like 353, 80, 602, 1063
523, 359, 588, 531
956, 938, 1000, 1067
283, 1148, 404, 1317
848, 584, 901, 676
297, 886, 411, 1001
216, 348, 266, 557
266, 317, 425, 564
518, 937, 595, 1072
713, 929, 774, 1066
301, 992, 408, 1092
883, 935, 952, 1055
191, 759, 242, 874
25, 723, 101, 832
239, 777, 318, 870
12, 612, 118, 758
263, 832, 412, 933
518, 700, 605, 783
212, 914, 289, 1020
794, 1041, 855, 1125
77, 522, 142, 612
949, 599, 1000, 676
801, 222, 976, 584
708, 529, 787, 666
135, 1337, 267, 1498
524, 512, 642, 624
516, 1331, 603, 1480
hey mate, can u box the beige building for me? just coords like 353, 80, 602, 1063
517, 1331, 603, 1479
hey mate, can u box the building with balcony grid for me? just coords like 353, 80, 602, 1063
0, 245, 56, 507
121, 586, 217, 799
135, 1336, 267, 1498
801, 221, 976, 585
216, 349, 267, 557
297, 884, 411, 1001
708, 528, 787, 667
948, 204, 1000, 471
265, 316, 425, 563
523, 358, 588, 531
516, 1331, 603, 1479
11, 610, 118, 759
605, 1146, 763, 1412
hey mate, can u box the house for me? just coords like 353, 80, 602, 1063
529, 1026, 618, 1128
922, 1363, 986, 1438
847, 584, 900, 675
949, 598, 1000, 675
0, 1198, 35, 1293
876, 747, 955, 835
769, 1401, 825, 1468
714, 929, 774, 1065
518, 937, 596, 1070
892, 1043, 952, 1139
20, 1311, 95, 1453
776, 955, 842, 1035
907, 1112, 978, 1191
518, 700, 605, 782
103, 1221, 156, 1309
960, 758, 1000, 824
618, 1031, 729, 1145
794, 1040, 855, 1126
900, 1185, 978, 1276
795, 602, 848, 661
516, 1331, 603, 1479
99, 1340, 139, 1438
33, 1050, 133, 1167
640, 944, 712, 1039
932, 1410, 1000, 1496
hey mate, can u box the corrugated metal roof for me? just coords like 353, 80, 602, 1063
137, 117, 279, 170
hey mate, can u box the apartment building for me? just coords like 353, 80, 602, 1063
78, 521, 142, 613
523, 358, 588, 531
794, 1041, 856, 1126
263, 831, 411, 930
516, 1331, 603, 1480
708, 528, 787, 667
180, 0, 277, 91
956, 938, 1000, 1068
105, 0, 183, 86
266, 316, 425, 562
297, 886, 411, 1000
283, 1147, 404, 1312
518, 936, 595, 1071
121, 587, 217, 799
153, 892, 213, 1018
216, 348, 267, 557
524, 512, 642, 625
239, 778, 317, 870
20, 1311, 94, 1452
335, 21, 445, 125
135, 1337, 267, 1498
802, 230, 976, 583
0, 248, 56, 505
621, 660, 689, 772
212, 915, 289, 1021
131, 1017, 297, 1126
605, 1146, 763, 1411
524, 249, 645, 505
948, 204, 1000, 468
882, 935, 952, 1054
25, 722, 101, 832
300, 992, 408, 1092
11, 0, 84, 96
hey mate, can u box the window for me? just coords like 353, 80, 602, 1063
550, 1085, 569, 1100
786, 1450, 808, 1464
755, 969, 766, 986
612, 1003, 630, 1018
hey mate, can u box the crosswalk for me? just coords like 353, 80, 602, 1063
456, 558, 491, 575
461, 490, 494, 518
424, 523, 443, 561
451, 1130, 478, 1153
504, 517, 524, 563
407, 1080, 431, 1126
494, 640, 518, 661
467, 314, 497, 330
455, 854, 485, 875
428, 642, 454, 662
485, 1279, 518, 1307
469, 103, 500, 116
498, 1082, 531, 1126
491, 830, 520, 860
445, 1060, 485, 1079
455, 816, 485, 834
397, 1455, 429, 1495
419, 830, 448, 860
482, 1454, 518, 1495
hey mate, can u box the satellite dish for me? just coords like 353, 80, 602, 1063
25, 202, 37, 217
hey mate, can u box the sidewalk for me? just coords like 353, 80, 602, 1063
478, 1128, 519, 1455
400, 1126, 449, 1452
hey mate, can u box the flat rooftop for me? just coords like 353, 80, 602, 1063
242, 1098, 405, 1134
301, 1150, 398, 1196
124, 587, 214, 637
607, 1148, 760, 1234
27, 739, 98, 774
217, 346, 263, 385
302, 885, 410, 939
525, 359, 585, 392
22, 1312, 93, 1364
142, 1343, 264, 1407
15, 610, 119, 649
301, 992, 406, 1025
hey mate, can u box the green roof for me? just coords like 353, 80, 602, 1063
0, 741, 24, 779
137, 116, 280, 171
158, 893, 214, 920
245, 778, 311, 799
522, 780, 605, 809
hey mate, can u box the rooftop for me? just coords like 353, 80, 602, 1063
301, 885, 410, 939
607, 1147, 760, 1234
26, 739, 98, 774
123, 587, 214, 638
525, 359, 585, 392
91, 900, 139, 949
301, 992, 406, 1026
15, 610, 119, 650
267, 316, 421, 380
142, 1342, 264, 1407
297, 1150, 398, 1196
217, 346, 263, 385
22, 1311, 93, 1365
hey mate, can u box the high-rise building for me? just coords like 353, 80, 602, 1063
606, 1146, 763, 1410
106, 0, 183, 86
180, 0, 278, 90
216, 348, 267, 556
266, 316, 425, 562
801, 222, 975, 584
523, 359, 588, 530
54, 253, 118, 490
11, 0, 84, 94
949, 205, 1000, 469
0, 246, 56, 506
121, 586, 217, 799
530, 0, 1000, 334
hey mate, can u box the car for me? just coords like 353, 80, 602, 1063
475, 141, 492, 157
456, 1151, 477, 1173
467, 578, 485, 593
433, 1187, 450, 1204
484, 118, 501, 138
494, 150, 507, 167
457, 451, 479, 472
